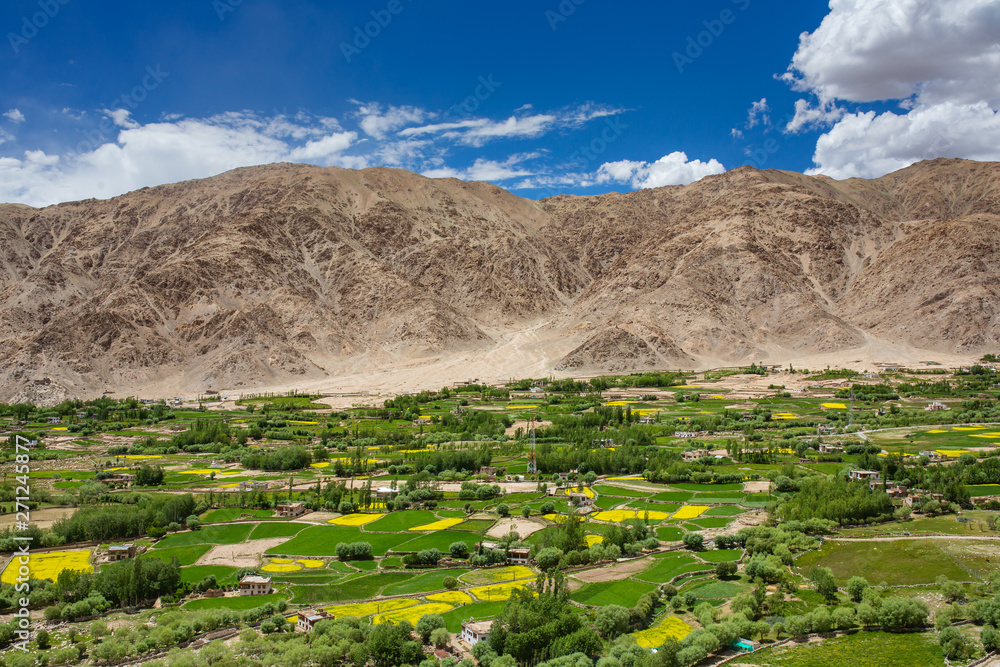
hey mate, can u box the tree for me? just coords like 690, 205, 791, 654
497, 503, 509, 517
185, 515, 200, 531
540, 502, 555, 515
36, 629, 50, 650
521, 506, 531, 518
809, 567, 837, 601
595, 605, 631, 639
449, 542, 469, 558
982, 624, 999, 653
682, 533, 703, 551
430, 627, 451, 648
939, 578, 966, 602
443, 576, 459, 589
536, 548, 562, 571
715, 561, 737, 578
939, 626, 966, 660
416, 614, 446, 644
846, 576, 868, 602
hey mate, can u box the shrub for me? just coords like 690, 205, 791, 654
682, 533, 704, 551
335, 542, 373, 560
449, 542, 469, 558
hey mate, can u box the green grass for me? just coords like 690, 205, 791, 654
249, 522, 308, 540
738, 631, 944, 667
201, 508, 274, 522
266, 525, 412, 556
698, 549, 743, 563
593, 496, 627, 510
594, 485, 651, 498
705, 506, 746, 516
292, 572, 415, 604
656, 526, 685, 541
396, 531, 466, 553
183, 593, 286, 610
453, 519, 496, 533
796, 539, 970, 585
966, 485, 1000, 497
570, 579, 658, 607
155, 524, 253, 548
650, 491, 695, 503
687, 580, 746, 599
144, 544, 212, 566
179, 565, 239, 585
383, 569, 471, 596
365, 510, 439, 532
634, 555, 702, 583
670, 483, 743, 491
691, 517, 734, 529
441, 602, 507, 632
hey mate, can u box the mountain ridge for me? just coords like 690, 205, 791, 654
1, 158, 997, 403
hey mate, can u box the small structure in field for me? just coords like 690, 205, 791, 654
239, 575, 272, 596
461, 619, 493, 647
276, 502, 306, 518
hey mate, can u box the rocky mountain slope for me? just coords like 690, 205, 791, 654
1, 158, 997, 401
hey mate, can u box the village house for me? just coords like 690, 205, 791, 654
107, 473, 136, 487
296, 609, 332, 632
639, 415, 657, 424
275, 502, 306, 518
239, 575, 272, 596
479, 466, 498, 481
506, 547, 531, 565
925, 401, 949, 411
239, 481, 269, 492
107, 544, 137, 561
848, 469, 881, 483
675, 432, 697, 439
569, 492, 593, 508
505, 474, 525, 482
919, 451, 942, 460
47, 417, 61, 424
375, 487, 400, 503
413, 416, 432, 426
818, 443, 844, 454
682, 449, 711, 462
460, 620, 493, 647
816, 425, 837, 435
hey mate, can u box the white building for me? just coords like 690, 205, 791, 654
461, 620, 493, 647
239, 575, 272, 596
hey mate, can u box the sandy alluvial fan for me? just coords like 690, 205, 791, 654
0, 158, 998, 401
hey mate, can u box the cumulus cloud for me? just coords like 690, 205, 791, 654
783, 0, 1000, 106
353, 102, 431, 139
807, 102, 1000, 179
782, 0, 1000, 179
423, 153, 540, 182
596, 152, 726, 189
0, 112, 359, 207
3, 109, 25, 123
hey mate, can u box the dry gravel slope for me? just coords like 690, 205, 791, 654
1, 158, 997, 402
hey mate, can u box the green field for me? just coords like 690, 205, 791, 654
698, 549, 743, 562
687, 580, 746, 599
796, 539, 971, 585
155, 524, 254, 549
739, 631, 944, 667
383, 569, 471, 596
179, 565, 240, 585
266, 525, 413, 556
183, 593, 286, 610
570, 579, 658, 607
366, 510, 440, 532
144, 544, 213, 566
633, 555, 705, 583
441, 602, 507, 632
249, 522, 308, 540
292, 572, 416, 604
201, 508, 275, 522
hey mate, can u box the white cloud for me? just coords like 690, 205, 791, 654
786, 99, 846, 133
596, 152, 726, 189
353, 102, 430, 139
746, 99, 770, 129
3, 109, 25, 123
807, 101, 1000, 179
423, 153, 539, 182
0, 112, 359, 207
402, 114, 557, 146
783, 0, 1000, 106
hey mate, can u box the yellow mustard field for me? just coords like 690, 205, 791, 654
373, 602, 454, 625
1, 549, 93, 585
324, 599, 419, 618
592, 510, 669, 522
409, 518, 464, 531
672, 506, 709, 520
328, 513, 386, 526
633, 617, 693, 647
425, 591, 473, 605
470, 581, 535, 601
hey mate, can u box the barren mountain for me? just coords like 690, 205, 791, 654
1, 158, 997, 402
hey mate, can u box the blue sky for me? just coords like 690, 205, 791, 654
2, 0, 999, 206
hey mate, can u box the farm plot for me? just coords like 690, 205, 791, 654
632, 616, 693, 648
1, 549, 92, 585
796, 539, 970, 585
570, 580, 658, 607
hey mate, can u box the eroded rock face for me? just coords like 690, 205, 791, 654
1, 158, 998, 401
